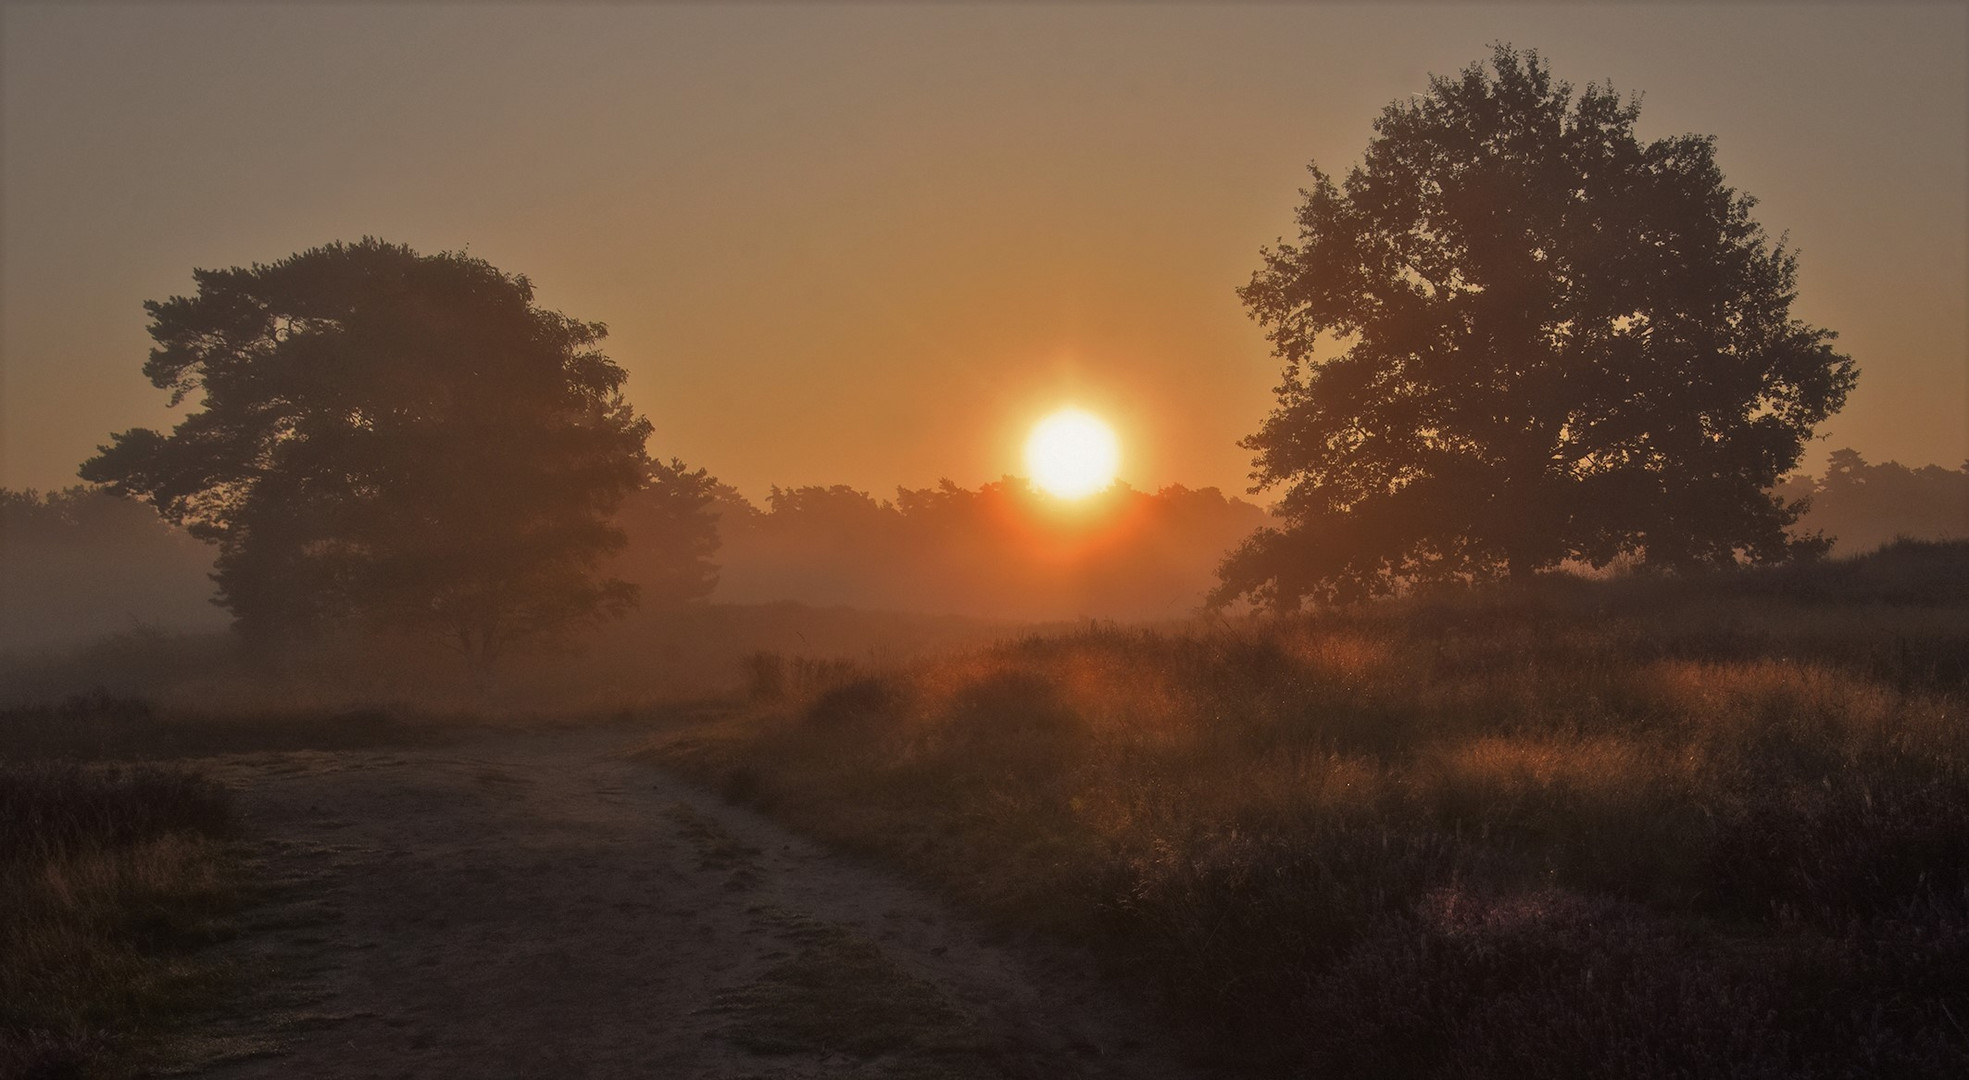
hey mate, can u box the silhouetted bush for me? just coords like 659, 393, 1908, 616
804, 676, 901, 730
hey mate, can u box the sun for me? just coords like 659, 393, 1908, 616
1025, 408, 1121, 499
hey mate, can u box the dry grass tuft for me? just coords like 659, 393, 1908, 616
0, 761, 239, 1077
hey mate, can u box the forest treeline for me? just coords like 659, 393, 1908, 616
3, 450, 1963, 650
1774, 449, 1969, 556
614, 449, 1967, 620
615, 474, 1267, 621
0, 488, 225, 651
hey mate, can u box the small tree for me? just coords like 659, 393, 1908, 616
612, 458, 723, 606
1216, 46, 1856, 608
81, 239, 653, 678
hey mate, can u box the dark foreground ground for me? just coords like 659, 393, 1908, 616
163, 718, 1191, 1080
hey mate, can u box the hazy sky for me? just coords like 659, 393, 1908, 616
5, 3, 1964, 503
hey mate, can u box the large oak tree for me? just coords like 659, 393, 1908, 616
1214, 46, 1857, 608
82, 239, 654, 674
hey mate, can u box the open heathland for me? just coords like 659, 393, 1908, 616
646, 540, 1969, 1078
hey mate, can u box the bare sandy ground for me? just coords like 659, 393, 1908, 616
178, 720, 1196, 1079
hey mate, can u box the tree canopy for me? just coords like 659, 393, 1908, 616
609, 458, 723, 608
81, 239, 654, 669
1215, 45, 1857, 609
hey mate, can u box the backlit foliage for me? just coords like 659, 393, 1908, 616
82, 239, 653, 671
1223, 46, 1857, 607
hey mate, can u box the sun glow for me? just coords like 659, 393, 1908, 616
1025, 409, 1121, 499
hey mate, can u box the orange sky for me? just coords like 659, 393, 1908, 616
4, 5, 1964, 504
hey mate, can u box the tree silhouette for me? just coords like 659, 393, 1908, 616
81, 239, 653, 677
611, 458, 723, 606
690, 477, 1265, 619
1776, 450, 1969, 554
1215, 46, 1857, 609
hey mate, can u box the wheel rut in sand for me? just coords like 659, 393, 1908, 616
183, 722, 1194, 1080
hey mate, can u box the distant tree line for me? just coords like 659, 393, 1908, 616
7, 451, 1960, 651
0, 487, 225, 649
1778, 449, 1969, 555
608, 474, 1267, 621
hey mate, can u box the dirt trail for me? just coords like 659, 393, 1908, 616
182, 721, 1194, 1079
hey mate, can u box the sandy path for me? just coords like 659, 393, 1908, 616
183, 721, 1194, 1079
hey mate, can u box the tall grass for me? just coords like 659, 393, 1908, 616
0, 762, 238, 1078
648, 541, 1969, 1077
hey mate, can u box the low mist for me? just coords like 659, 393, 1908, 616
4, 452, 1963, 697
664, 478, 1266, 622
1775, 450, 1969, 555
0, 488, 226, 652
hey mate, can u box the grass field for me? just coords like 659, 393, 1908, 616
0, 758, 239, 1077
6, 541, 1962, 1076
646, 540, 1969, 1077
